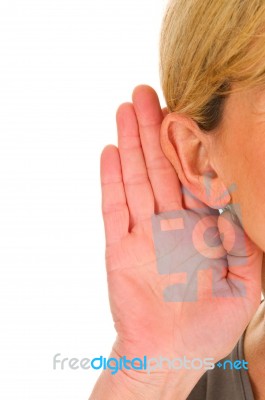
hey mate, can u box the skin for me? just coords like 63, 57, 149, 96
217, 85, 265, 400
90, 85, 264, 400
160, 83, 265, 399
206, 85, 265, 252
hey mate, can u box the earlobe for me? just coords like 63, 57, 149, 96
199, 172, 231, 209
160, 112, 231, 209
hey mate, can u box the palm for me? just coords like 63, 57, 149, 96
100, 86, 262, 364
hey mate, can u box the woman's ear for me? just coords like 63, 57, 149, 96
160, 112, 231, 209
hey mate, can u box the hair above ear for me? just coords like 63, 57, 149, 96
160, 0, 265, 130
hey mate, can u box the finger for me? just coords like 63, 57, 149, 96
132, 85, 183, 213
100, 145, 129, 246
116, 103, 154, 229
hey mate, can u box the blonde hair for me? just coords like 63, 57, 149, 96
160, 0, 265, 131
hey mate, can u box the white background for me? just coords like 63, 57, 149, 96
0, 1, 167, 399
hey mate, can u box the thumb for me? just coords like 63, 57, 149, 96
218, 207, 260, 259
217, 207, 262, 296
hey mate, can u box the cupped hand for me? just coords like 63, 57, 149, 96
100, 85, 262, 368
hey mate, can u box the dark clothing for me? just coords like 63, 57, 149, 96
187, 331, 254, 400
